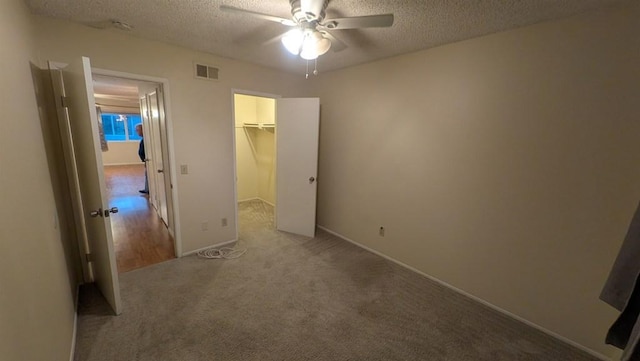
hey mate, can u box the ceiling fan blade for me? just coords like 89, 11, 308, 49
320, 31, 347, 52
320, 14, 394, 30
262, 31, 286, 47
220, 5, 296, 26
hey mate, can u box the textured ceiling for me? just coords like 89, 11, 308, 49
25, 0, 628, 75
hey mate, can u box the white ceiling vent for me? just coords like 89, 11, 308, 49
194, 63, 219, 81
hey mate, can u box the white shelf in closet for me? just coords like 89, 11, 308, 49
243, 122, 275, 130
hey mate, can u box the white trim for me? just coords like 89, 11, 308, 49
68, 311, 78, 361
182, 239, 237, 256
232, 89, 283, 100
69, 283, 80, 361
316, 225, 612, 361
92, 67, 182, 258
103, 162, 141, 166
258, 198, 275, 207
237, 197, 275, 207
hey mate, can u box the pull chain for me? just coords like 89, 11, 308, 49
304, 59, 319, 78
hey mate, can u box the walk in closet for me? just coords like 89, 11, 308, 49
234, 94, 276, 208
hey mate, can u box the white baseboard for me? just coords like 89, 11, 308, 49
238, 197, 274, 207
258, 198, 274, 207
103, 162, 142, 166
68, 311, 77, 361
182, 239, 237, 256
69, 284, 80, 361
316, 225, 612, 361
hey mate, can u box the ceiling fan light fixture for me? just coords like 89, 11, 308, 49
282, 28, 304, 55
300, 31, 331, 60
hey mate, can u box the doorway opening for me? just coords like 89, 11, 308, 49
233, 92, 277, 238
93, 73, 176, 273
232, 92, 321, 241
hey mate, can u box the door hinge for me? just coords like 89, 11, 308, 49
85, 253, 93, 263
60, 95, 69, 108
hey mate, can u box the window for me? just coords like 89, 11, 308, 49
101, 113, 143, 142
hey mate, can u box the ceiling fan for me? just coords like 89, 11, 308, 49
220, 0, 394, 61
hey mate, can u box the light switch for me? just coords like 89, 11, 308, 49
180, 164, 188, 174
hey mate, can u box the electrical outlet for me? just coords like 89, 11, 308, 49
201, 221, 208, 231
379, 226, 385, 237
221, 218, 228, 227
180, 164, 189, 174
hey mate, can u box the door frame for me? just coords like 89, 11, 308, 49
93, 68, 182, 257
231, 89, 280, 240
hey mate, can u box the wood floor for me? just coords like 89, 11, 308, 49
104, 164, 175, 273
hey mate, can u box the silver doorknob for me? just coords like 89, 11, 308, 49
89, 208, 102, 217
104, 207, 119, 217
309, 176, 315, 184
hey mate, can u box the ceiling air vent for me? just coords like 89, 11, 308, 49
194, 63, 219, 81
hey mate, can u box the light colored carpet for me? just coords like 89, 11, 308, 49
74, 200, 599, 361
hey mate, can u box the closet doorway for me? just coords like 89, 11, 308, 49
232, 91, 321, 239
234, 93, 277, 235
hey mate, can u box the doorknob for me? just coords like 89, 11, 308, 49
157, 169, 164, 173
309, 176, 315, 184
89, 208, 103, 217
104, 207, 119, 217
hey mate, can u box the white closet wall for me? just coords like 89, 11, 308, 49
235, 94, 276, 204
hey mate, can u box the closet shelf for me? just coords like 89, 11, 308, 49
243, 122, 275, 130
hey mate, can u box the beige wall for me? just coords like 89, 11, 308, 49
0, 0, 76, 360
234, 94, 256, 127
255, 97, 276, 204
311, 2, 639, 357
32, 16, 307, 253
234, 95, 276, 204
255, 128, 276, 204
102, 141, 142, 165
256, 96, 275, 124
235, 95, 259, 201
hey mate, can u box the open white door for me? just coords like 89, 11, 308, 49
62, 57, 122, 315
276, 98, 320, 237
139, 94, 158, 211
156, 86, 173, 228
148, 90, 168, 225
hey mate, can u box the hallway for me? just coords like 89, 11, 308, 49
104, 164, 175, 273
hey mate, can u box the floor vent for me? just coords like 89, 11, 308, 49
194, 63, 219, 81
